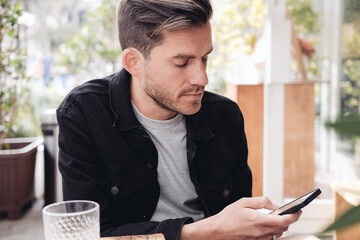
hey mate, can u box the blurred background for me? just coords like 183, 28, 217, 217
0, 0, 359, 239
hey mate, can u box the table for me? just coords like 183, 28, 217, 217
101, 233, 320, 240
101, 233, 165, 240
280, 235, 320, 240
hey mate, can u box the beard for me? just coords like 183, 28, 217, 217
143, 70, 204, 115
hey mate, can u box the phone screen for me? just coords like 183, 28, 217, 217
270, 188, 321, 215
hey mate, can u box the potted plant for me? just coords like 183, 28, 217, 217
321, 117, 360, 237
0, 0, 42, 219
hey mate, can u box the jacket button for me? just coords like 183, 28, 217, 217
147, 163, 153, 170
111, 186, 119, 196
223, 188, 230, 198
142, 215, 149, 219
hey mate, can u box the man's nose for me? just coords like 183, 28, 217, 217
188, 61, 208, 86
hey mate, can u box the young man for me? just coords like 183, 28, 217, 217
57, 0, 301, 239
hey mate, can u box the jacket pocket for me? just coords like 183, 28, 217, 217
105, 168, 145, 224
106, 168, 144, 198
200, 173, 233, 214
201, 173, 233, 201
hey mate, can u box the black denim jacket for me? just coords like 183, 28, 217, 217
57, 69, 252, 240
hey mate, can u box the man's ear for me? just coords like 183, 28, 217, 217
122, 48, 144, 77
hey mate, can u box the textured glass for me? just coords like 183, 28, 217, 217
42, 200, 100, 240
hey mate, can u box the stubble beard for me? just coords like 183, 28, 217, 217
144, 72, 203, 115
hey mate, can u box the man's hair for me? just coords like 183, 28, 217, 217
117, 0, 213, 59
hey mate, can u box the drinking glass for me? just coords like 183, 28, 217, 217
42, 200, 100, 240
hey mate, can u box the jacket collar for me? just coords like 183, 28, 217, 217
109, 69, 214, 141
185, 106, 214, 141
109, 69, 141, 131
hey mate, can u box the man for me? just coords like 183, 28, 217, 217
57, 0, 301, 239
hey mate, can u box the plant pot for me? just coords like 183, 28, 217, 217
0, 137, 43, 219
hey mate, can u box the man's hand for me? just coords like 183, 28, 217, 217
180, 196, 302, 240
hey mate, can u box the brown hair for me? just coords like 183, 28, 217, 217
117, 0, 213, 59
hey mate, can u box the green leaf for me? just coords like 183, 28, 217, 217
322, 205, 360, 233
326, 117, 360, 137
8, 29, 14, 37
14, 2, 21, 10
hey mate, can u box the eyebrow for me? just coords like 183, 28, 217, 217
171, 46, 213, 60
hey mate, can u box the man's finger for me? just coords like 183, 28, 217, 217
236, 196, 278, 211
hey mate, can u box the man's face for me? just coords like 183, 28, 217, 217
137, 22, 213, 119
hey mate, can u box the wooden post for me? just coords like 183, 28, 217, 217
263, 0, 291, 203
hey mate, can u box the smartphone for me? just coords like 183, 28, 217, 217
269, 188, 321, 215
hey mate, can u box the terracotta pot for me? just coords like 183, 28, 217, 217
0, 137, 43, 219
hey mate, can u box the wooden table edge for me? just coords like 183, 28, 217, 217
101, 233, 165, 240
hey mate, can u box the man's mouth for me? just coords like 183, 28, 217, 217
182, 91, 203, 98
181, 87, 205, 98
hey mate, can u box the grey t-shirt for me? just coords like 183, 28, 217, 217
132, 102, 204, 222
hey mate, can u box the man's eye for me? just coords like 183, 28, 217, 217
202, 58, 208, 64
175, 61, 188, 68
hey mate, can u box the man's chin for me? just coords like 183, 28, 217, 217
179, 103, 202, 116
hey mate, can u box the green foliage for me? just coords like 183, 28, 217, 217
324, 115, 360, 234
7, 99, 42, 138
326, 116, 360, 137
341, 1, 360, 116
0, 0, 34, 148
212, 0, 266, 57
57, 0, 120, 76
322, 205, 360, 233
210, 0, 321, 91
342, 19, 360, 58
287, 0, 322, 35
213, 0, 321, 54
341, 59, 360, 116
343, 0, 360, 23
209, 0, 266, 92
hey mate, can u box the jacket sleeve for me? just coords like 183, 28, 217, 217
56, 107, 193, 240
